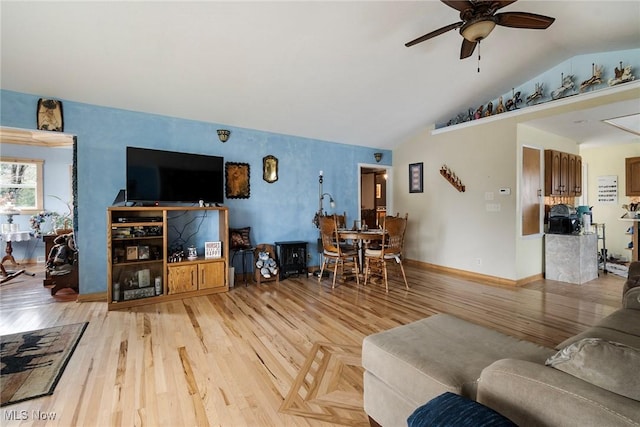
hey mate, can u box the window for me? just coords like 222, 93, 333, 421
0, 157, 44, 214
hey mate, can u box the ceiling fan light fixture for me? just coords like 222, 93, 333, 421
461, 20, 496, 42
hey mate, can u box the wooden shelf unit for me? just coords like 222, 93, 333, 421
107, 206, 229, 310
621, 215, 639, 263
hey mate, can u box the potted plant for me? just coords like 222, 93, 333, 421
49, 195, 74, 234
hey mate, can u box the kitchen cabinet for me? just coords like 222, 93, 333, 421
544, 150, 582, 197
626, 157, 640, 196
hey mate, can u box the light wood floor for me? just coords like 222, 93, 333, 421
0, 263, 625, 426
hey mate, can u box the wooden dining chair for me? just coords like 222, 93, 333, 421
334, 212, 347, 229
364, 215, 409, 292
318, 215, 360, 288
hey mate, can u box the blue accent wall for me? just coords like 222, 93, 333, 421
1, 90, 391, 294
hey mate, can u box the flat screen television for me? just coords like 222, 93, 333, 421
126, 147, 224, 205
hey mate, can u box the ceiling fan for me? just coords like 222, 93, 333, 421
405, 0, 555, 59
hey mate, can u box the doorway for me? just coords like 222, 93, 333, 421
359, 164, 392, 229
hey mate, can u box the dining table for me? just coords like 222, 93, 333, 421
337, 228, 385, 269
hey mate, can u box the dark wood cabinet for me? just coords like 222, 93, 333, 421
626, 157, 640, 196
545, 150, 581, 197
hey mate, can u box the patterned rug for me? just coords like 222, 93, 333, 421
1, 322, 88, 406
280, 341, 368, 427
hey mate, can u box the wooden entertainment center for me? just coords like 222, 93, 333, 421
107, 206, 229, 310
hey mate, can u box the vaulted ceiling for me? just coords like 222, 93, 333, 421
1, 1, 639, 149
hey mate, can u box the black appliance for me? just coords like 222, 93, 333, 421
548, 204, 580, 234
126, 147, 224, 205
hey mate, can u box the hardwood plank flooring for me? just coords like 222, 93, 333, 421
0, 264, 625, 426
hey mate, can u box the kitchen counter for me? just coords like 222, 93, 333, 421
544, 233, 598, 284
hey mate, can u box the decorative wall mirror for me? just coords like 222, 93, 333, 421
263, 155, 278, 183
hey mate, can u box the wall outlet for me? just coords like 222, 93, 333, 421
475, 258, 482, 266
485, 203, 501, 212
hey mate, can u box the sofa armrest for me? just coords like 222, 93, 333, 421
477, 359, 640, 427
623, 281, 640, 310
622, 276, 640, 310
627, 261, 640, 278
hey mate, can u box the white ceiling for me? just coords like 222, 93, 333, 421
1, 1, 639, 149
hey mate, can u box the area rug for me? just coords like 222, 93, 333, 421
280, 341, 368, 427
1, 322, 88, 407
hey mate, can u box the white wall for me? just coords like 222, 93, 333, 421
580, 143, 640, 261
394, 118, 520, 280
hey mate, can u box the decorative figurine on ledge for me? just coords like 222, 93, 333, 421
484, 101, 493, 117
608, 61, 635, 86
505, 89, 522, 111
580, 63, 603, 92
473, 104, 484, 120
551, 73, 575, 99
526, 83, 544, 105
495, 96, 505, 114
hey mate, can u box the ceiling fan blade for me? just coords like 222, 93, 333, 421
460, 38, 477, 59
441, 0, 474, 13
405, 21, 463, 47
495, 12, 555, 29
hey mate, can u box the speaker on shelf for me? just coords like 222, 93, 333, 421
112, 189, 126, 206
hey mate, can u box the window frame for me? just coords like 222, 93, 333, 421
0, 156, 44, 215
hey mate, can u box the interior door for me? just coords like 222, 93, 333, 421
359, 164, 392, 229
522, 146, 542, 236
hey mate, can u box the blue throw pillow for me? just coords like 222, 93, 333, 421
407, 392, 517, 427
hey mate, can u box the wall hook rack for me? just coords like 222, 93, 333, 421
440, 165, 465, 192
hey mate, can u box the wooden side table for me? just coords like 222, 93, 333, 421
0, 230, 31, 283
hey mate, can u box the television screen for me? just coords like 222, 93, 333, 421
126, 147, 224, 204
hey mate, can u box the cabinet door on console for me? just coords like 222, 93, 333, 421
168, 264, 198, 294
198, 262, 225, 290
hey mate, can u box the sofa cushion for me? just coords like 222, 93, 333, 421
557, 309, 640, 350
546, 338, 640, 400
362, 314, 554, 406
557, 325, 640, 350
408, 392, 517, 427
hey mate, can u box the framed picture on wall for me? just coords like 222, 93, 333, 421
37, 98, 64, 132
409, 162, 423, 193
225, 162, 250, 199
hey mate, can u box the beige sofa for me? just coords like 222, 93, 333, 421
362, 263, 640, 426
